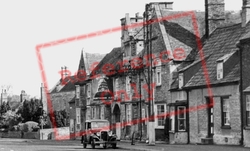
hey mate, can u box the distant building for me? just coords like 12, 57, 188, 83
0, 89, 8, 106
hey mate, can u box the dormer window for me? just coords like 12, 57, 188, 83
216, 52, 235, 81
179, 73, 184, 89
217, 61, 223, 80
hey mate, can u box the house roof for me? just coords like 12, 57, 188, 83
68, 96, 76, 104
138, 11, 206, 64
185, 23, 244, 88
50, 76, 76, 93
90, 47, 123, 77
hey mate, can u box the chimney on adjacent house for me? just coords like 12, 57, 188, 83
205, 0, 225, 38
64, 66, 68, 77
61, 66, 64, 80
1, 89, 8, 105
242, 0, 250, 27
157, 2, 173, 10
20, 90, 26, 102
40, 83, 48, 113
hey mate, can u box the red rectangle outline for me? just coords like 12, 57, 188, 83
35, 11, 213, 140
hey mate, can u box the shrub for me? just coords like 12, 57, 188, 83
32, 126, 40, 132
23, 124, 29, 132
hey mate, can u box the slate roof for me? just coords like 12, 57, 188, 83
68, 96, 76, 104
184, 23, 244, 88
90, 47, 123, 77
50, 76, 76, 93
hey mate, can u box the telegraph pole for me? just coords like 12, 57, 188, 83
145, 3, 155, 145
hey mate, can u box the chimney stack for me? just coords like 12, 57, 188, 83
61, 67, 64, 80
157, 2, 173, 10
242, 0, 250, 27
205, 0, 225, 38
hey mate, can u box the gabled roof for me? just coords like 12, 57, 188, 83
185, 23, 244, 88
90, 47, 123, 77
50, 76, 76, 93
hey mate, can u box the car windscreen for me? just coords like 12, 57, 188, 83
91, 122, 109, 129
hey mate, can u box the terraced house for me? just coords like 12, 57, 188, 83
169, 0, 250, 147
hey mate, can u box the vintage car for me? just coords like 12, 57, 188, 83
81, 119, 117, 149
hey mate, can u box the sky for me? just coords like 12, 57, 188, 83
0, 0, 242, 98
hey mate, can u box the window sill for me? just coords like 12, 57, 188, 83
221, 125, 231, 129
155, 126, 164, 129
177, 130, 187, 132
244, 126, 250, 130
156, 84, 161, 87
169, 131, 175, 134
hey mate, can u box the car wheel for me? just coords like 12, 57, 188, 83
112, 143, 117, 149
103, 143, 107, 149
91, 139, 95, 149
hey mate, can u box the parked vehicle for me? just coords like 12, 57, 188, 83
81, 119, 117, 149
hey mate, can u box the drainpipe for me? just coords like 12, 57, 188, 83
205, 0, 209, 39
237, 42, 244, 146
186, 90, 190, 144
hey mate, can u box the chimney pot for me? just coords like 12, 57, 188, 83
242, 0, 250, 27
205, 0, 225, 38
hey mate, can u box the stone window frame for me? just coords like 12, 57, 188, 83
155, 104, 166, 129
126, 104, 131, 125
169, 106, 175, 132
221, 96, 231, 129
156, 67, 162, 86
76, 108, 81, 131
177, 106, 186, 132
126, 76, 131, 94
91, 107, 95, 119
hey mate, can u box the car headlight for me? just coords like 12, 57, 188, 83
96, 132, 101, 136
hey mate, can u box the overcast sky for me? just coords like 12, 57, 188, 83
0, 0, 242, 97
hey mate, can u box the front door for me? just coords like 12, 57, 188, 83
207, 97, 214, 138
113, 104, 121, 140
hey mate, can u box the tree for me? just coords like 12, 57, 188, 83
17, 99, 43, 123
0, 101, 11, 115
47, 109, 68, 128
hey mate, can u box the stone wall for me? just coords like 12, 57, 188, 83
244, 129, 250, 147
50, 91, 75, 112
189, 85, 241, 145
39, 127, 70, 140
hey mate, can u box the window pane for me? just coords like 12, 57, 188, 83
178, 107, 185, 118
178, 119, 185, 130
222, 98, 230, 126
247, 111, 250, 126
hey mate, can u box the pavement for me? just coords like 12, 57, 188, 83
117, 140, 250, 151
0, 138, 250, 151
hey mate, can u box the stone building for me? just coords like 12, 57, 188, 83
237, 0, 250, 146
170, 0, 250, 146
